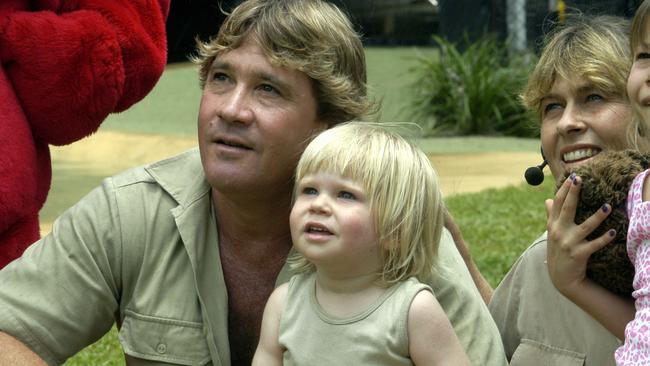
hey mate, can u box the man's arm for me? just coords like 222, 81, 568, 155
443, 208, 493, 303
0, 332, 46, 366
0, 179, 124, 364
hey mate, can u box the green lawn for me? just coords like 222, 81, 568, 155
48, 46, 549, 364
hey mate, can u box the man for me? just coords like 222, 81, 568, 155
0, 1, 507, 365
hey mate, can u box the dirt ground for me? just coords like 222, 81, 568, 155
42, 130, 539, 232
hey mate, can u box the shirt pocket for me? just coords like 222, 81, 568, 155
119, 310, 211, 365
510, 338, 585, 366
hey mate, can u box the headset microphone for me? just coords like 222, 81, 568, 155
524, 147, 548, 186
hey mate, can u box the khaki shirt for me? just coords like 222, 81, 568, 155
489, 233, 622, 365
0, 148, 507, 365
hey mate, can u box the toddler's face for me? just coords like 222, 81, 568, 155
628, 19, 650, 127
290, 172, 381, 276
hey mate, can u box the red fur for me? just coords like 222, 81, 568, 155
0, 0, 169, 268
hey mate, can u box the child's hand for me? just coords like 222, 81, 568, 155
545, 174, 615, 299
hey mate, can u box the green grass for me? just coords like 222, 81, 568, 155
365, 47, 437, 123
446, 177, 555, 287
415, 136, 538, 154
102, 63, 200, 137
51, 47, 548, 364
64, 327, 121, 366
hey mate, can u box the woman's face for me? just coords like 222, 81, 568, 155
539, 75, 632, 181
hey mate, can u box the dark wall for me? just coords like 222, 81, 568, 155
438, 0, 505, 47
165, 0, 645, 63
166, 0, 241, 63
165, 0, 438, 62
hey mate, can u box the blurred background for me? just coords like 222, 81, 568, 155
166, 0, 643, 62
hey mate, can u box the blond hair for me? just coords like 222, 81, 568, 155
191, 0, 377, 125
521, 14, 649, 151
522, 15, 630, 115
291, 122, 444, 285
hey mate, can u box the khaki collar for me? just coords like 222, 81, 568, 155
145, 147, 210, 207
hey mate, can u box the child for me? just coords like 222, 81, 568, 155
252, 122, 470, 365
546, 1, 650, 364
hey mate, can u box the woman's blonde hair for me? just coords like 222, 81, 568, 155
521, 14, 649, 150
522, 15, 630, 115
291, 122, 445, 285
191, 0, 377, 125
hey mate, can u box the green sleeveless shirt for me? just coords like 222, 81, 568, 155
279, 272, 431, 365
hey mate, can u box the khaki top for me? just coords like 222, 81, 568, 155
280, 274, 429, 365
489, 233, 622, 366
0, 148, 507, 366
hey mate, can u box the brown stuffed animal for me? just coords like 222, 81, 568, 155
559, 150, 650, 297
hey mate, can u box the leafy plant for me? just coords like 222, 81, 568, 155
406, 35, 537, 137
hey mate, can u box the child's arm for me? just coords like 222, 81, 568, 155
615, 171, 650, 363
408, 290, 470, 366
546, 175, 635, 339
252, 283, 288, 366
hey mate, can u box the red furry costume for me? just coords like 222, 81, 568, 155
0, 0, 170, 267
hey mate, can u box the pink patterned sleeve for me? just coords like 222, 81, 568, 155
616, 169, 650, 365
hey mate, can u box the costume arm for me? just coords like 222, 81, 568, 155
0, 178, 123, 364
546, 175, 634, 339
0, 0, 169, 145
408, 290, 470, 366
252, 284, 288, 366
444, 208, 493, 303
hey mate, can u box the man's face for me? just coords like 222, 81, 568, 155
198, 36, 327, 196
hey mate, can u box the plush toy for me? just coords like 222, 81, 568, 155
558, 150, 650, 297
0, 0, 170, 267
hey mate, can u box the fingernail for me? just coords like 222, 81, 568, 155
609, 229, 616, 237
573, 176, 580, 185
569, 172, 576, 182
601, 204, 609, 213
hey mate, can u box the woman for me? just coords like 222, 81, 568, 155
486, 14, 648, 365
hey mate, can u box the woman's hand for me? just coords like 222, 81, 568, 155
545, 174, 615, 299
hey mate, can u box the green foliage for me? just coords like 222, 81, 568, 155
446, 177, 555, 287
406, 36, 537, 137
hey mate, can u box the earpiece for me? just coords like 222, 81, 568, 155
524, 147, 548, 186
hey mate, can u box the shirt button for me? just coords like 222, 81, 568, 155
156, 343, 167, 354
